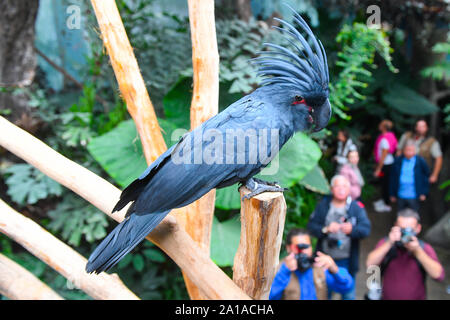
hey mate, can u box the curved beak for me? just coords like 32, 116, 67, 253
313, 98, 331, 132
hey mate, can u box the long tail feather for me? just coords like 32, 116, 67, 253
86, 211, 170, 274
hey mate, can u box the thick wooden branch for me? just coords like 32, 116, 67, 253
0, 253, 63, 300
0, 116, 250, 300
0, 199, 138, 300
233, 187, 287, 299
90, 0, 222, 300
90, 0, 167, 164
175, 0, 219, 300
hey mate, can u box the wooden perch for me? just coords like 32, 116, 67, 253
0, 116, 250, 300
90, 0, 167, 164
175, 0, 220, 300
233, 187, 287, 299
0, 253, 63, 300
0, 199, 139, 300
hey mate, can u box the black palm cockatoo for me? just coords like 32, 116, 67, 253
86, 9, 331, 274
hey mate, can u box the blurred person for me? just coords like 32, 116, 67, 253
373, 119, 398, 212
307, 175, 371, 300
339, 149, 365, 201
333, 129, 357, 172
269, 228, 354, 300
396, 119, 444, 224
389, 140, 430, 212
396, 119, 442, 184
366, 208, 444, 300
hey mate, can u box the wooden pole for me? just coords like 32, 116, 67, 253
175, 0, 219, 300
90, 0, 167, 164
233, 187, 287, 300
0, 116, 250, 300
90, 0, 221, 299
0, 253, 64, 300
0, 199, 139, 300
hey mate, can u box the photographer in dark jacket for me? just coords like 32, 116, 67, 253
307, 175, 371, 300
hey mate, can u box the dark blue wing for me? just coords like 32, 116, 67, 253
114, 92, 289, 216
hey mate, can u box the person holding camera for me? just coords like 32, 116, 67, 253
366, 208, 444, 300
307, 175, 371, 300
269, 228, 354, 300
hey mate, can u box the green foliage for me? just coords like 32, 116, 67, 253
210, 215, 241, 266
87, 120, 148, 188
118, 0, 192, 107
114, 241, 188, 299
284, 183, 319, 234
299, 165, 330, 194
3, 164, 63, 206
215, 18, 268, 94
382, 83, 439, 115
444, 104, 450, 130
439, 180, 450, 202
421, 39, 450, 82
421, 37, 450, 131
47, 194, 108, 246
330, 23, 398, 120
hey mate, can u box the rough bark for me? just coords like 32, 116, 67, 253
0, 253, 63, 300
0, 199, 139, 300
233, 187, 287, 299
235, 0, 252, 22
0, 0, 39, 86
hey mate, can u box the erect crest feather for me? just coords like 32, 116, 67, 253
253, 5, 329, 95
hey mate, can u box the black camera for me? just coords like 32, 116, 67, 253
400, 227, 416, 244
295, 243, 314, 272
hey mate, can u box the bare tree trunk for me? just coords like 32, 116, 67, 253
0, 0, 40, 131
175, 0, 219, 300
0, 253, 63, 300
0, 0, 39, 86
235, 0, 252, 22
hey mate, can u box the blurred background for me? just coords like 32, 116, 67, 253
0, 0, 448, 299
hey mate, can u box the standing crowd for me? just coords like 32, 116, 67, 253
269, 119, 445, 300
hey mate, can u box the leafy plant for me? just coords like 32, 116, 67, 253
210, 215, 241, 266
439, 180, 450, 202
3, 164, 63, 206
421, 40, 450, 83
47, 193, 108, 247
330, 23, 398, 120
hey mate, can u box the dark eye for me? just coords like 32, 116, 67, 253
295, 95, 303, 101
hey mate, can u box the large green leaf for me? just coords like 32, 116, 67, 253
87, 120, 148, 187
210, 215, 241, 267
163, 77, 243, 126
163, 77, 191, 130
382, 83, 439, 115
87, 119, 180, 188
299, 165, 330, 194
215, 133, 322, 210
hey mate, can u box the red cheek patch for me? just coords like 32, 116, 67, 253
292, 99, 306, 105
